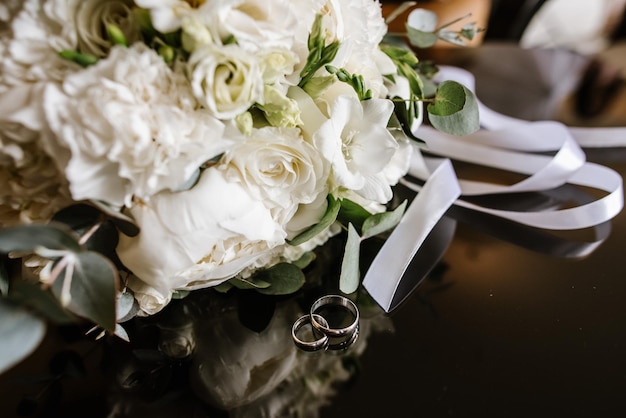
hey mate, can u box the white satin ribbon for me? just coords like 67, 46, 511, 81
363, 66, 625, 312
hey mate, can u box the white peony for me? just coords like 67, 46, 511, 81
314, 94, 400, 203
118, 168, 286, 315
2, 0, 80, 87
43, 44, 229, 207
220, 126, 329, 214
188, 42, 264, 120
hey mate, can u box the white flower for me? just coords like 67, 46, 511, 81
74, 0, 140, 57
220, 126, 329, 212
188, 43, 264, 120
314, 94, 400, 203
2, 0, 80, 87
133, 0, 197, 34
118, 168, 286, 314
0, 83, 72, 226
206, 0, 299, 51
43, 44, 229, 207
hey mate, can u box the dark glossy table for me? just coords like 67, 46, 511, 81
2, 44, 625, 418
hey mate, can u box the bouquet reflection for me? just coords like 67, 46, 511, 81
107, 238, 392, 418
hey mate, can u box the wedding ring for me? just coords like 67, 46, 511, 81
292, 313, 329, 352
328, 326, 360, 351
310, 295, 359, 338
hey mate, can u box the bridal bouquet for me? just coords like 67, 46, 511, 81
0, 0, 478, 370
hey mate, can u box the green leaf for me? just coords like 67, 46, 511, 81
338, 198, 372, 230
9, 280, 77, 325
230, 277, 271, 290
89, 200, 139, 237
428, 80, 480, 136
288, 195, 340, 246
406, 26, 438, 48
117, 290, 138, 322
0, 224, 81, 254
0, 299, 46, 374
52, 204, 119, 257
257, 263, 306, 295
292, 251, 316, 269
339, 223, 361, 294
51, 252, 119, 332
361, 200, 408, 240
214, 281, 234, 293
0, 256, 8, 296
115, 324, 130, 342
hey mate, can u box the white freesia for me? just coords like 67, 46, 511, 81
188, 43, 264, 120
314, 94, 399, 203
118, 168, 286, 314
43, 44, 229, 207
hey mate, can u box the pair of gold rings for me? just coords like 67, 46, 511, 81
291, 295, 360, 352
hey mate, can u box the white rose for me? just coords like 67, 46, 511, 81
43, 44, 229, 207
314, 94, 399, 203
207, 0, 298, 51
127, 277, 173, 316
220, 126, 329, 213
74, 0, 140, 57
188, 43, 264, 120
118, 168, 286, 314
134, 0, 196, 33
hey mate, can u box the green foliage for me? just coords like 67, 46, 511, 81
58, 50, 98, 67
288, 195, 341, 246
9, 280, 77, 325
299, 14, 341, 90
361, 200, 408, 239
325, 66, 373, 101
338, 199, 372, 230
106, 23, 128, 46
0, 299, 46, 374
50, 252, 119, 332
427, 80, 480, 135
339, 223, 361, 294
256, 263, 306, 295
0, 224, 81, 254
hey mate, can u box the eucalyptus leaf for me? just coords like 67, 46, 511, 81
338, 198, 372, 229
0, 300, 46, 374
257, 263, 306, 295
406, 26, 438, 48
9, 280, 77, 325
361, 200, 408, 240
0, 256, 8, 295
407, 8, 438, 32
230, 277, 271, 290
174, 168, 201, 192
89, 200, 140, 237
115, 324, 130, 342
428, 80, 480, 136
292, 251, 316, 269
117, 290, 138, 322
339, 223, 361, 294
0, 224, 81, 254
288, 195, 340, 246
51, 252, 119, 332
214, 281, 234, 293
